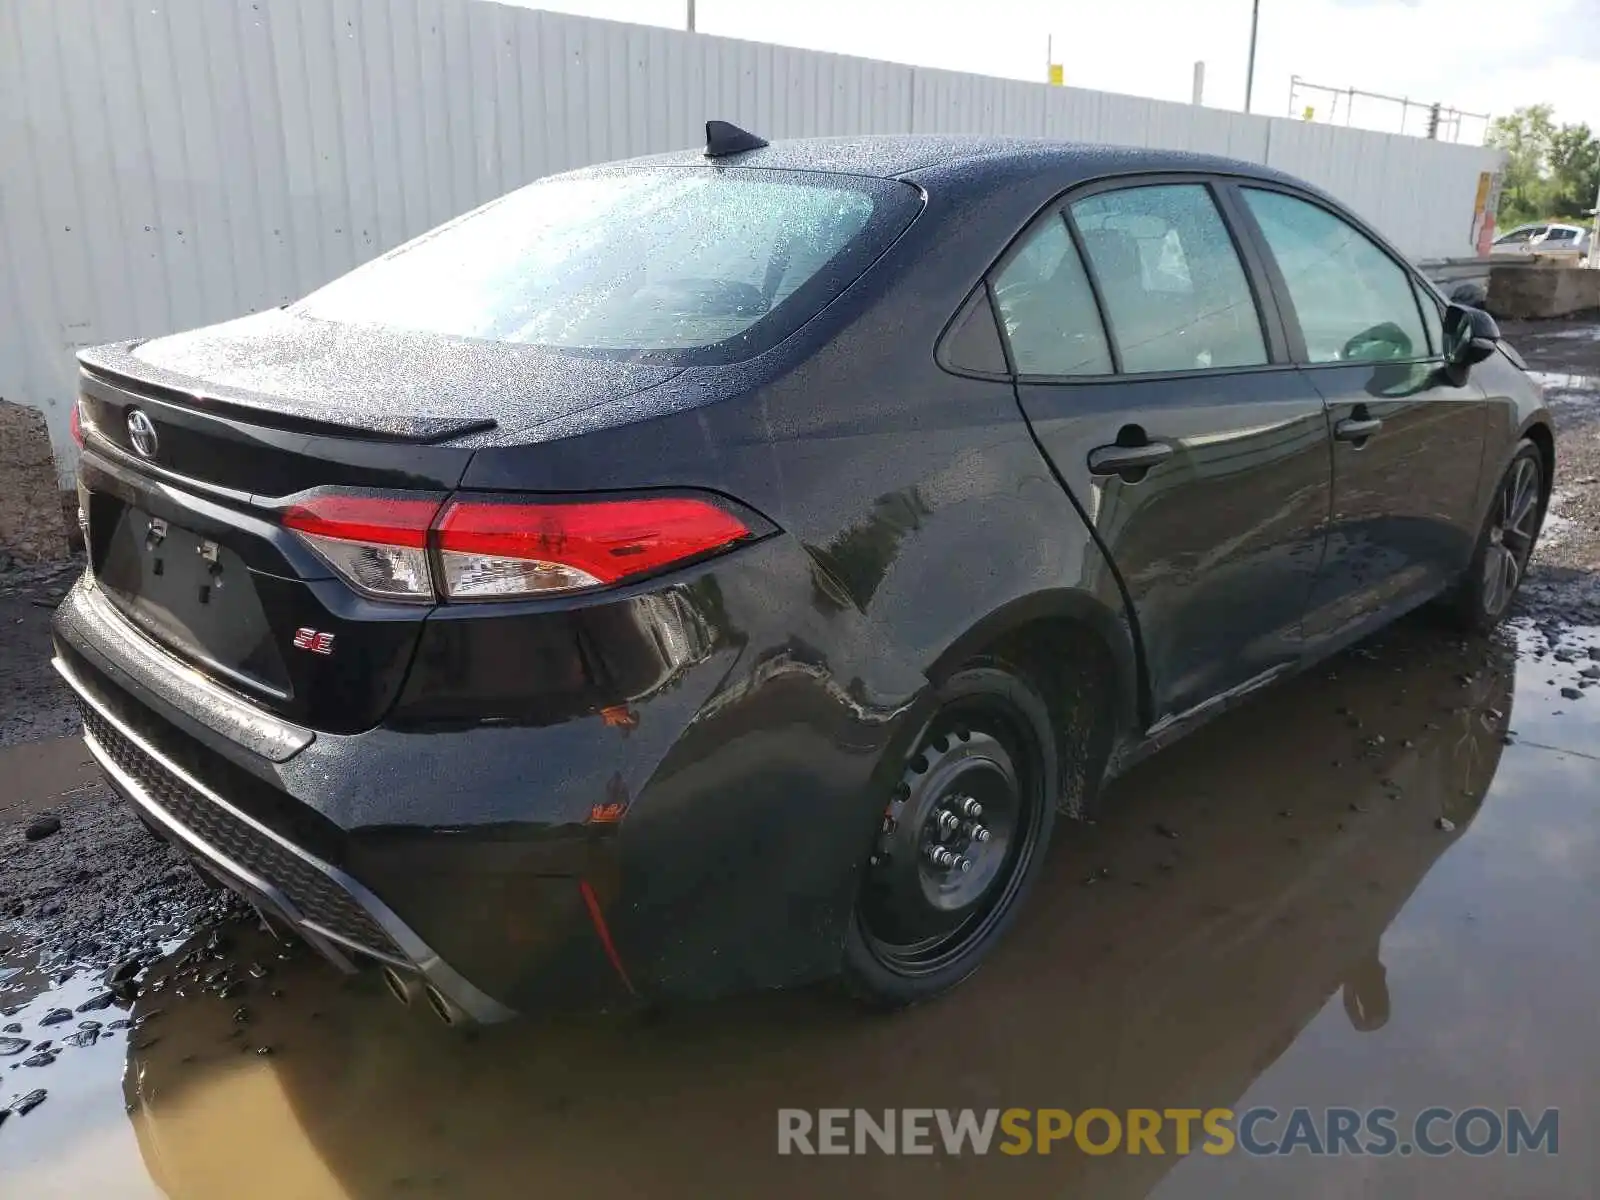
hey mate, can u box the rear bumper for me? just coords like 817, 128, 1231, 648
55, 651, 515, 1023
52, 574, 690, 1014
53, 531, 921, 1013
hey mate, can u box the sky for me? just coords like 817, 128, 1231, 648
515, 0, 1600, 141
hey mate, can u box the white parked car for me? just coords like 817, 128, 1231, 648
1490, 222, 1592, 261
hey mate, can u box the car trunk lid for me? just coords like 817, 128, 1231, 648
74, 317, 681, 734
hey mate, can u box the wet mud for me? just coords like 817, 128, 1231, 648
2, 320, 1598, 1197
0, 558, 82, 749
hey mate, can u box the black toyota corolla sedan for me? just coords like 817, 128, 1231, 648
55, 126, 1550, 1022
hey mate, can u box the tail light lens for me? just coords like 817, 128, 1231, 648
435, 496, 751, 599
69, 396, 86, 447
281, 491, 755, 603
282, 494, 444, 602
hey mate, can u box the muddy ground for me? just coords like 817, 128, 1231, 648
1, 321, 1598, 1197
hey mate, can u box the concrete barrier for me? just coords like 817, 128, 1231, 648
1487, 265, 1600, 320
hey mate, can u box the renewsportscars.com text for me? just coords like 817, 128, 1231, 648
777, 1106, 1559, 1157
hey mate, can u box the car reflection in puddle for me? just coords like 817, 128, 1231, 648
11, 620, 1600, 1199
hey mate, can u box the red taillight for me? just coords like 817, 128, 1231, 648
280, 490, 754, 602
434, 495, 751, 599
282, 494, 442, 548
282, 494, 444, 603
69, 398, 85, 447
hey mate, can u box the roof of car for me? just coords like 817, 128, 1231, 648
617, 133, 1307, 190
1501, 221, 1588, 234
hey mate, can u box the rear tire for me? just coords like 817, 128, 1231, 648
1447, 440, 1543, 634
840, 663, 1061, 1008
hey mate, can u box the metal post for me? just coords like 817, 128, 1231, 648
686, 0, 695, 32
1046, 34, 1052, 84
1192, 61, 1205, 106
1589, 171, 1600, 268
1244, 0, 1260, 113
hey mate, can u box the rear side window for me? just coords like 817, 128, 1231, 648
940, 287, 1010, 375
1242, 188, 1429, 365
1070, 184, 1268, 374
991, 215, 1113, 376
296, 169, 918, 363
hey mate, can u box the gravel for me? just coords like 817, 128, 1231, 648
1496, 318, 1600, 627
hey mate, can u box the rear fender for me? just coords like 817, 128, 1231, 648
930, 588, 1142, 748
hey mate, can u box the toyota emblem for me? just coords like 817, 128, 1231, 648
126, 409, 158, 459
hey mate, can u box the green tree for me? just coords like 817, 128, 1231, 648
1546, 122, 1600, 220
1487, 104, 1556, 227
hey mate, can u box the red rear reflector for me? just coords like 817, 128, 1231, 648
69, 399, 84, 447
578, 879, 636, 995
435, 495, 751, 598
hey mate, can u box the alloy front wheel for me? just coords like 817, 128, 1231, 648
1482, 453, 1540, 617
1450, 440, 1544, 633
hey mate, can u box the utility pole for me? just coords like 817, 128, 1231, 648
1244, 0, 1260, 113
686, 0, 695, 32
1192, 61, 1206, 106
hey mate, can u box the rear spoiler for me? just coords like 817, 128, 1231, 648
77, 353, 496, 445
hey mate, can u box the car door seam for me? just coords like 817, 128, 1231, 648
1011, 385, 1153, 729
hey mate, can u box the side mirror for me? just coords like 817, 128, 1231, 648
1442, 302, 1499, 369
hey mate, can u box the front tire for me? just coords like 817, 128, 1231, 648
841, 663, 1059, 1008
1448, 440, 1544, 633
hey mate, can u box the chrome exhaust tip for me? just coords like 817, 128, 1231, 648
422, 983, 463, 1026
382, 966, 421, 1008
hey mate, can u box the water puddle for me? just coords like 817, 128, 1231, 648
4, 618, 1600, 1197
1529, 370, 1600, 397
1538, 493, 1577, 549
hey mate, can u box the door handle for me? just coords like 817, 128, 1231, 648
1087, 441, 1175, 477
1334, 415, 1383, 442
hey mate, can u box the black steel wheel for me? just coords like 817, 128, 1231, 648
842, 663, 1059, 1007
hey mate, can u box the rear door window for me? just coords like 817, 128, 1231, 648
1242, 188, 1429, 365
1068, 184, 1268, 373
296, 168, 920, 363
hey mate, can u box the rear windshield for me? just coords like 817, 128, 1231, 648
295, 167, 919, 363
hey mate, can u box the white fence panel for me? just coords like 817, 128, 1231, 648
0, 0, 1504, 480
